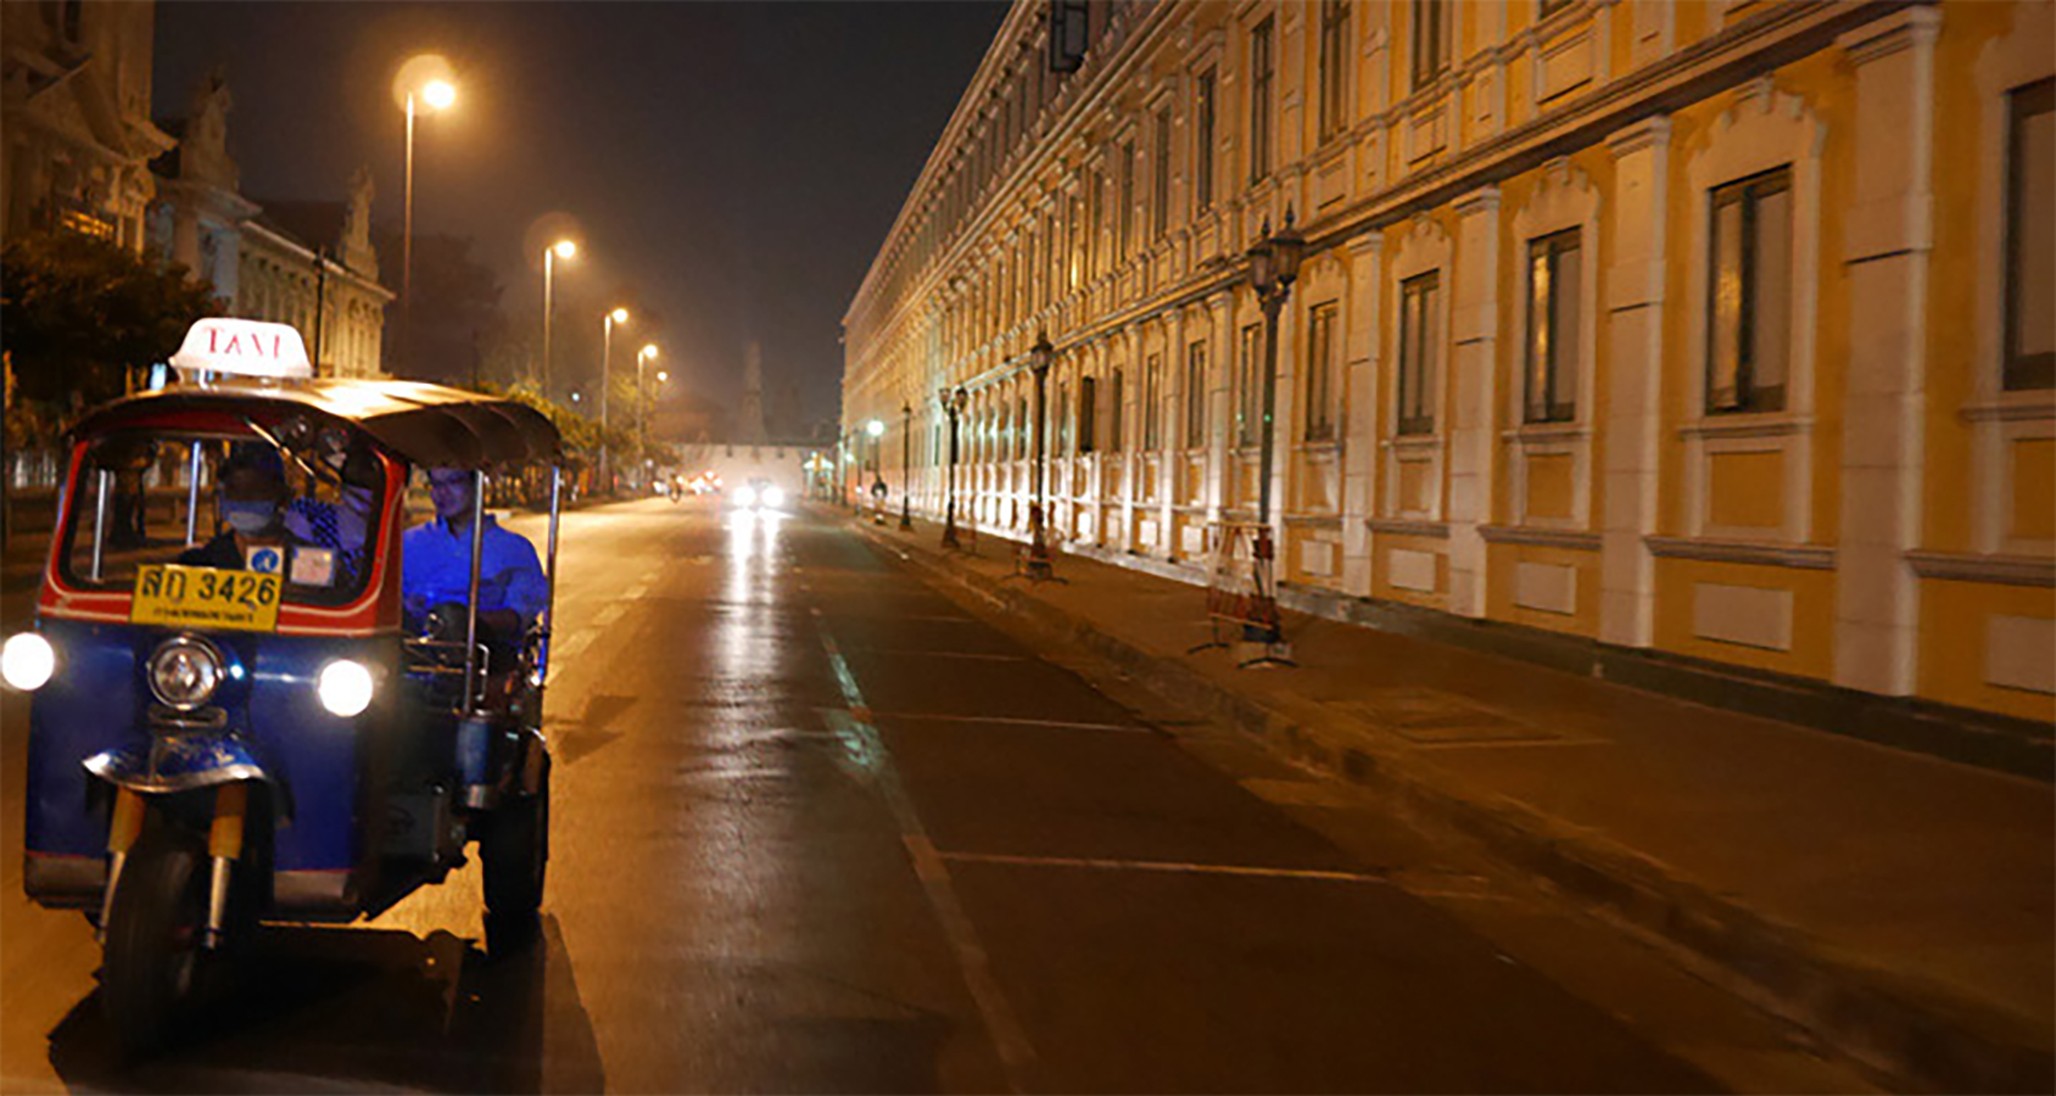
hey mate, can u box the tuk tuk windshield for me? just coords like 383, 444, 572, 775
60, 429, 389, 608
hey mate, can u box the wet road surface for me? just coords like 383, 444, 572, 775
0, 498, 1828, 1092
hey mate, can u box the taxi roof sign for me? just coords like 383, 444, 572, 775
169, 318, 313, 381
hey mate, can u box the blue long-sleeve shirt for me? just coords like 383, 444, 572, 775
400, 515, 548, 627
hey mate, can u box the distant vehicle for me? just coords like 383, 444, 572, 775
730, 476, 786, 511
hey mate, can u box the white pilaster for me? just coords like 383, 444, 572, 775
1600, 116, 1670, 648
1342, 232, 1384, 597
1832, 7, 1938, 695
1447, 186, 1502, 618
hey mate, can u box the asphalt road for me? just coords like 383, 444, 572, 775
0, 498, 1848, 1093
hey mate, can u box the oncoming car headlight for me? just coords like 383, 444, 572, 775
762, 486, 786, 508
2, 632, 55, 691
734, 485, 759, 507
147, 635, 223, 710
317, 659, 376, 717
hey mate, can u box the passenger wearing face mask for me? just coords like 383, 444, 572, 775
177, 445, 306, 570
284, 446, 381, 588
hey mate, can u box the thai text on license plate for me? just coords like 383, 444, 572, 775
131, 564, 282, 632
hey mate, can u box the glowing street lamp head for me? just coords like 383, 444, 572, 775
422, 79, 457, 111
551, 239, 578, 260
639, 343, 659, 360
656, 370, 669, 383
866, 419, 886, 438
609, 307, 629, 323
393, 53, 456, 112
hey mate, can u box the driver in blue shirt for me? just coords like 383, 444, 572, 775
401, 467, 548, 643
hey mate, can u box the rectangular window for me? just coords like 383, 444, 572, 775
1185, 341, 1208, 448
1078, 376, 1098, 454
1195, 70, 1217, 212
1153, 107, 1173, 240
1143, 353, 1163, 450
1397, 272, 1439, 436
1108, 369, 1124, 452
1524, 229, 1582, 423
1249, 18, 1275, 184
1017, 396, 1030, 459
1088, 171, 1103, 279
1058, 381, 1072, 452
2007, 77, 2054, 391
1237, 324, 1264, 447
1411, 0, 1449, 90
1119, 141, 1136, 261
1706, 168, 1792, 413
1066, 195, 1081, 289
1305, 302, 1339, 441
1318, 0, 1350, 142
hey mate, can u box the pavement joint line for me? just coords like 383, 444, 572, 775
813, 620, 1039, 1090
936, 850, 1397, 884
868, 712, 1152, 734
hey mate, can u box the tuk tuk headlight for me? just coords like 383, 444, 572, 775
147, 636, 223, 710
317, 659, 375, 717
2, 633, 55, 691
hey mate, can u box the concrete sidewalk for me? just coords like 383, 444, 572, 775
851, 512, 2054, 1094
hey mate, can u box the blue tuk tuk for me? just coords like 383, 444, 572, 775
1, 319, 564, 1055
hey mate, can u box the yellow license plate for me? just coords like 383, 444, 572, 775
131, 564, 282, 633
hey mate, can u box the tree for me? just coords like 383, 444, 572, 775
0, 231, 222, 410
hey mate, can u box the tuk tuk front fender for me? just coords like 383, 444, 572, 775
84, 735, 271, 796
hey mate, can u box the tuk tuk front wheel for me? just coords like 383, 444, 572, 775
101, 822, 208, 1058
481, 755, 549, 956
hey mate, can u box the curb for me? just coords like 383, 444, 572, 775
857, 520, 2054, 1095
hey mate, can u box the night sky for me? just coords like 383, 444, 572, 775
152, 1, 1008, 427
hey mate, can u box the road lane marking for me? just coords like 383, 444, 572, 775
936, 850, 1395, 884
815, 624, 1037, 1091
842, 645, 1028, 662
869, 712, 1150, 734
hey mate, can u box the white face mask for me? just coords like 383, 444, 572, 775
221, 500, 279, 535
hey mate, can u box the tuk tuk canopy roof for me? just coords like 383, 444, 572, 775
70, 379, 562, 469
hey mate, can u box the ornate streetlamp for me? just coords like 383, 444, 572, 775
1024, 334, 1056, 579
899, 400, 914, 530
1243, 210, 1306, 648
940, 385, 969, 549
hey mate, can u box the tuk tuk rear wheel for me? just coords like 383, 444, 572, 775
101, 822, 208, 1058
481, 755, 549, 955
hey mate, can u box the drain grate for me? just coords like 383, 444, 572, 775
1326, 687, 1559, 745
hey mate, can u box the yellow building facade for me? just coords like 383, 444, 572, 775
842, 0, 2055, 726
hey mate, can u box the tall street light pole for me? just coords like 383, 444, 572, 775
637, 343, 659, 489
865, 418, 886, 523
1245, 210, 1306, 649
940, 385, 969, 549
398, 62, 454, 374
1025, 335, 1056, 579
541, 239, 578, 397
600, 307, 628, 491
899, 401, 914, 530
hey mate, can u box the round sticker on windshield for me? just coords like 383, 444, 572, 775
244, 546, 284, 575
